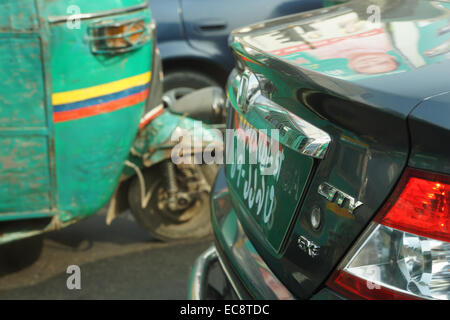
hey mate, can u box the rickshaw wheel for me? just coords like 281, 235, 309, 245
128, 163, 218, 241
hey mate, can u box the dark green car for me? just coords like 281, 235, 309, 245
189, 0, 450, 300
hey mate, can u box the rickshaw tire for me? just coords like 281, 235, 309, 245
128, 164, 219, 242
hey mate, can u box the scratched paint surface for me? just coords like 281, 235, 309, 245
48, 1, 152, 221
55, 105, 144, 221
0, 1, 53, 215
0, 137, 51, 213
0, 37, 46, 128
0, 0, 39, 31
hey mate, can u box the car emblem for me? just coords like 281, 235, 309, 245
318, 182, 363, 214
297, 236, 320, 258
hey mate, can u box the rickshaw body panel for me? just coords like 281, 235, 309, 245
0, 1, 55, 221
48, 2, 153, 220
0, 0, 153, 242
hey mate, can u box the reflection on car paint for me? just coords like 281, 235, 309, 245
240, 2, 450, 80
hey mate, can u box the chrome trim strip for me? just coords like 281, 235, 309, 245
216, 249, 245, 300
188, 245, 218, 300
188, 244, 245, 300
48, 3, 148, 24
234, 70, 331, 159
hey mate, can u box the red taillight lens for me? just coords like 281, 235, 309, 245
327, 271, 421, 300
374, 169, 450, 242
327, 168, 450, 300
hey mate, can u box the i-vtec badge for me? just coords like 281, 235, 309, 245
318, 182, 363, 214
298, 236, 320, 258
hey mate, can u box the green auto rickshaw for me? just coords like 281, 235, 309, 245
0, 0, 224, 245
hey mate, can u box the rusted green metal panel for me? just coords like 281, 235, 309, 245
0, 0, 39, 31
0, 37, 47, 128
0, 0, 55, 217
0, 136, 51, 213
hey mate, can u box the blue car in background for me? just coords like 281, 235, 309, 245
149, 0, 324, 92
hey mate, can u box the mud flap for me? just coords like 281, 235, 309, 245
106, 176, 132, 225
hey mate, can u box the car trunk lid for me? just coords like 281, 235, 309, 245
225, 0, 450, 298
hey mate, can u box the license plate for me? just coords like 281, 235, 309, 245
226, 110, 314, 253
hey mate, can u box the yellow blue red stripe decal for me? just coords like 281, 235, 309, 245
52, 72, 151, 123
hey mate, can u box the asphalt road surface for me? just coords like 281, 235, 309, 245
0, 209, 212, 299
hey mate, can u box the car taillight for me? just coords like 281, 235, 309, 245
327, 168, 450, 300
